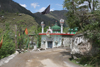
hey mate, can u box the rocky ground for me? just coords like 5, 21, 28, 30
1, 48, 83, 67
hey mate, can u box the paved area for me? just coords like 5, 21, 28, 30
1, 48, 82, 67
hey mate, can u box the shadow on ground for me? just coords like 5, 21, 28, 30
60, 51, 70, 56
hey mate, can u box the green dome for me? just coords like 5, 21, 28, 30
68, 27, 78, 32
51, 24, 61, 30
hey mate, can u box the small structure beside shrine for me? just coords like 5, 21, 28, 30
39, 19, 78, 49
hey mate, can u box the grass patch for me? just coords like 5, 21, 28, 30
70, 59, 94, 67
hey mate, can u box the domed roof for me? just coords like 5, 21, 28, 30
51, 23, 61, 30
68, 27, 78, 32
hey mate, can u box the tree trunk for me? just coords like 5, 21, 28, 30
87, 0, 92, 11
93, 0, 95, 11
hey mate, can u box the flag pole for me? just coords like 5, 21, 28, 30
15, 25, 17, 50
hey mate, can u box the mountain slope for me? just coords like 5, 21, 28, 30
0, 0, 67, 26
33, 10, 67, 26
0, 12, 38, 34
0, 0, 34, 17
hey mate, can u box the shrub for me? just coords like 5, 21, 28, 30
0, 23, 15, 59
0, 31, 15, 59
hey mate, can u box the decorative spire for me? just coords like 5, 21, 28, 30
41, 21, 45, 33
49, 26, 51, 29
60, 19, 64, 33
55, 21, 58, 25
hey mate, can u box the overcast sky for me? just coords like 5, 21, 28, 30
13, 0, 64, 13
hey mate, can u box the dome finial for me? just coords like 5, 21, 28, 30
55, 21, 58, 25
49, 26, 51, 29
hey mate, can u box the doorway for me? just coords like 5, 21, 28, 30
48, 41, 52, 48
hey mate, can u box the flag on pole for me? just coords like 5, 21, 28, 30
41, 5, 50, 14
25, 28, 28, 35
0, 37, 3, 48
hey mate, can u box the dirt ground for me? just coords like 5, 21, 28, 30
1, 48, 82, 67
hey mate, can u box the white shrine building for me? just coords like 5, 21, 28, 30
39, 19, 76, 49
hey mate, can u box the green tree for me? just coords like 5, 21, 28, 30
63, 0, 100, 66
35, 26, 42, 48
16, 20, 27, 49
0, 23, 15, 59
63, 0, 99, 29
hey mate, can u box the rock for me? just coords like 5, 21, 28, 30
13, 18, 15, 20
1, 16, 4, 19
18, 14, 22, 16
16, 49, 21, 54
84, 64, 87, 66
21, 49, 24, 52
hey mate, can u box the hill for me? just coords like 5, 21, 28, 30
33, 10, 67, 26
0, 0, 67, 26
0, 12, 38, 34
0, 0, 34, 17
0, 0, 38, 34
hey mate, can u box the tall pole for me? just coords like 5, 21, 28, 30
42, 27, 44, 33
61, 24, 63, 33
60, 19, 64, 47
60, 19, 64, 33
41, 21, 45, 33
15, 25, 17, 50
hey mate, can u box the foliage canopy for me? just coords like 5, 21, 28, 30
63, 0, 100, 66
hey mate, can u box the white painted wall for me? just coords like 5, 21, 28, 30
41, 35, 62, 49
63, 37, 72, 47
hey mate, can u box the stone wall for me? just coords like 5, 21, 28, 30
62, 36, 72, 47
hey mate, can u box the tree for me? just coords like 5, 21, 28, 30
63, 0, 100, 66
63, 0, 99, 12
16, 20, 28, 50
63, 0, 99, 29
86, 0, 99, 12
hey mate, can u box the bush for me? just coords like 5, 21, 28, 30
0, 23, 15, 59
0, 32, 15, 59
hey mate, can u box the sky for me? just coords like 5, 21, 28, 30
13, 0, 65, 13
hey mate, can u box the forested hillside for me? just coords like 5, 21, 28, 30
33, 10, 67, 26
0, 0, 34, 17
0, 0, 67, 26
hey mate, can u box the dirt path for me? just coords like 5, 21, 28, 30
1, 48, 82, 67
40, 59, 63, 67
